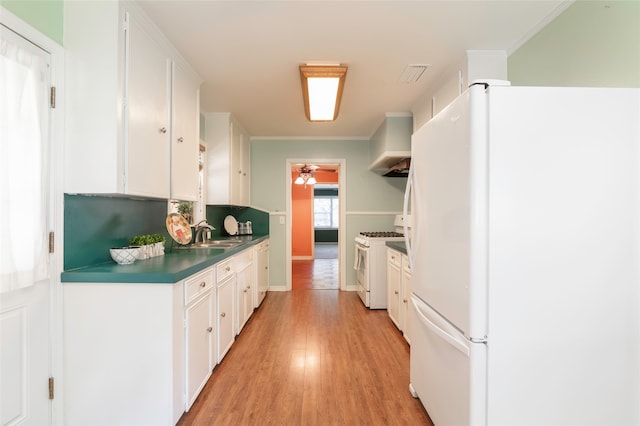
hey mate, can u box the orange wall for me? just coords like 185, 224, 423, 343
291, 171, 338, 257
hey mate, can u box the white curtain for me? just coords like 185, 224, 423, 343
0, 27, 49, 293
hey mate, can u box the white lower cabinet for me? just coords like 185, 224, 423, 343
401, 253, 412, 344
387, 248, 412, 343
184, 268, 215, 410
216, 258, 236, 363
63, 245, 263, 425
254, 239, 269, 307
63, 282, 185, 426
235, 249, 254, 334
387, 248, 402, 329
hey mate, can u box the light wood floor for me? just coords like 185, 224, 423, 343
177, 261, 433, 425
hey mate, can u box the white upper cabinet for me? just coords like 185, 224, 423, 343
171, 62, 200, 201
203, 113, 251, 206
125, 12, 171, 198
64, 1, 200, 199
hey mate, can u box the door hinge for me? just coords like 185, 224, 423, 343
48, 377, 54, 400
49, 231, 55, 254
50, 87, 56, 108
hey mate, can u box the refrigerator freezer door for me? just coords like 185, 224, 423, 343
410, 294, 487, 426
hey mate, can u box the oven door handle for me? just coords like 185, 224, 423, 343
353, 243, 367, 270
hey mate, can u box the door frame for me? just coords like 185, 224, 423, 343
285, 158, 346, 291
1, 7, 65, 425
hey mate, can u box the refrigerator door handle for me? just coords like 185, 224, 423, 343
412, 295, 470, 356
403, 162, 414, 269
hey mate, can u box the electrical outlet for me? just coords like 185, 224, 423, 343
279, 216, 285, 225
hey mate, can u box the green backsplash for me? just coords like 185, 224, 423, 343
64, 197, 271, 271
64, 194, 170, 270
206, 205, 269, 238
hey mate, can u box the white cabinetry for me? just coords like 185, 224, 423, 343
184, 268, 215, 410
64, 1, 200, 199
235, 249, 254, 334
216, 258, 236, 362
401, 253, 412, 344
387, 248, 402, 329
171, 62, 201, 201
254, 239, 269, 307
203, 113, 251, 205
387, 248, 412, 343
63, 282, 185, 426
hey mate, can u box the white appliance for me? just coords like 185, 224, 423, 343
404, 81, 640, 425
354, 215, 407, 309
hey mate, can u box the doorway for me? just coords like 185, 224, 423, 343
286, 159, 346, 291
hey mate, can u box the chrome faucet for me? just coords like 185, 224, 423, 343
194, 220, 215, 243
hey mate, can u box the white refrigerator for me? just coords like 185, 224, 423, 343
405, 82, 640, 425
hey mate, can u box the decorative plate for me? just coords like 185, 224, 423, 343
166, 213, 192, 245
224, 215, 238, 235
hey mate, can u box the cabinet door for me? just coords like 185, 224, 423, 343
217, 276, 235, 363
387, 250, 401, 328
254, 241, 269, 307
125, 12, 171, 198
185, 291, 214, 410
239, 130, 251, 205
229, 121, 243, 205
402, 264, 412, 344
236, 264, 253, 334
171, 61, 199, 201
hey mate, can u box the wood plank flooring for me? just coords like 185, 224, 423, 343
177, 262, 432, 425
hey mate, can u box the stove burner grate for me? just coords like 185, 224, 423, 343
360, 231, 404, 238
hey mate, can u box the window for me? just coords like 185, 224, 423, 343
314, 185, 339, 229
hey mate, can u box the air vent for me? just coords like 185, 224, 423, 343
399, 64, 430, 83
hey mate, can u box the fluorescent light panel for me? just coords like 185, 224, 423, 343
300, 65, 348, 122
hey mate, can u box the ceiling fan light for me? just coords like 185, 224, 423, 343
300, 65, 348, 122
307, 176, 317, 185
294, 176, 305, 184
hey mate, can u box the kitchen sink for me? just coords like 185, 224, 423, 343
178, 239, 244, 249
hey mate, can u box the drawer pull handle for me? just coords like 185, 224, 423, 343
394, 290, 399, 295
225, 266, 231, 272
178, 137, 184, 143
200, 282, 206, 287
207, 327, 213, 332
159, 127, 167, 134
221, 312, 226, 317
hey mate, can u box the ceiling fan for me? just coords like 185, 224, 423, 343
294, 163, 338, 173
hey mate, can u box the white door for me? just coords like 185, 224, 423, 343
410, 90, 472, 335
0, 23, 54, 426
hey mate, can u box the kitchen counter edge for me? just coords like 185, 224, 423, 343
61, 235, 269, 284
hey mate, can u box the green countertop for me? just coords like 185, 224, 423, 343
385, 240, 407, 255
61, 235, 268, 284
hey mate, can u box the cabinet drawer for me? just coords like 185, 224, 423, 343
185, 268, 214, 305
387, 249, 401, 268
216, 259, 234, 283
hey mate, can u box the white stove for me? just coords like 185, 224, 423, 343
354, 216, 410, 309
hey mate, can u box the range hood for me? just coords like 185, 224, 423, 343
368, 114, 413, 177
383, 158, 411, 177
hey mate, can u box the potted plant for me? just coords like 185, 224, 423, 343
130, 233, 166, 259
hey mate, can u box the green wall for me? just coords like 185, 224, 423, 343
251, 138, 407, 288
1, 0, 63, 45
508, 0, 640, 87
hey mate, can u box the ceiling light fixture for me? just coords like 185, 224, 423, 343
299, 65, 348, 121
294, 166, 317, 187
